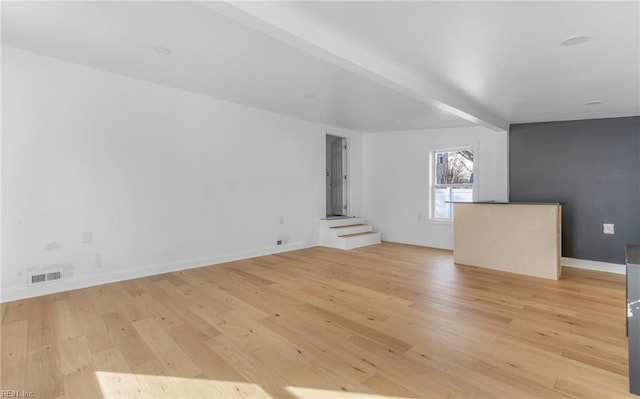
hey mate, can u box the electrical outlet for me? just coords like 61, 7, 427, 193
603, 223, 615, 234
82, 232, 93, 243
277, 236, 289, 245
279, 216, 284, 225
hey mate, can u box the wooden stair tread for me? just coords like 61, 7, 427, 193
339, 231, 379, 238
330, 224, 365, 229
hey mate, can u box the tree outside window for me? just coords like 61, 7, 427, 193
432, 148, 474, 219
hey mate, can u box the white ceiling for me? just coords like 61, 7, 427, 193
280, 1, 640, 125
2, 1, 639, 133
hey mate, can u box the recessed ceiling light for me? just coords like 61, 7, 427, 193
303, 93, 316, 99
560, 35, 591, 46
585, 100, 604, 105
152, 46, 172, 55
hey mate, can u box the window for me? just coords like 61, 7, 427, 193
431, 147, 474, 220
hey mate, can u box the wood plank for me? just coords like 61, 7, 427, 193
58, 336, 102, 398
1, 320, 28, 391
102, 311, 156, 370
58, 336, 94, 376
26, 298, 57, 353
132, 318, 201, 378
62, 368, 103, 399
363, 373, 421, 398
1, 300, 28, 324
67, 289, 113, 353
25, 344, 64, 398
165, 324, 246, 382
92, 347, 148, 398
51, 299, 83, 341
206, 334, 297, 398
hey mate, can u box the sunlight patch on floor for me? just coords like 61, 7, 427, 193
95, 371, 270, 398
286, 386, 412, 399
95, 371, 413, 399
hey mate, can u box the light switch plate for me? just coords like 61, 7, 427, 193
82, 232, 93, 243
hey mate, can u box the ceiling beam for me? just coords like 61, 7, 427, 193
197, 1, 508, 131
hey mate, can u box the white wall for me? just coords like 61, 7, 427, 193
363, 126, 508, 250
1, 46, 363, 301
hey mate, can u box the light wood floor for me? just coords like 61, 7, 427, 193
1, 242, 633, 398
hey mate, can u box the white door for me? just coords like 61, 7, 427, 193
330, 138, 348, 216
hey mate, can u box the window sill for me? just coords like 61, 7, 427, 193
426, 218, 454, 225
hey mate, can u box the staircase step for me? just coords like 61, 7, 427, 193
342, 231, 382, 249
321, 217, 364, 228
319, 216, 381, 249
329, 224, 372, 236
330, 224, 365, 229
339, 231, 379, 238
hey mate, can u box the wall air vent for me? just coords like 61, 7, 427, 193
31, 274, 46, 284
47, 271, 63, 281
28, 269, 64, 285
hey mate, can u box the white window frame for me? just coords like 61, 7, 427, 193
428, 143, 478, 222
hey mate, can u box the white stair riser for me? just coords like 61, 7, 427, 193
321, 217, 364, 228
332, 225, 372, 236
320, 232, 381, 250
343, 233, 381, 249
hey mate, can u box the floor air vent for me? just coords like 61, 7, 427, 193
29, 269, 64, 285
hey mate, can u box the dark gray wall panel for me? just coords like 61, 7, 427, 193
509, 117, 640, 264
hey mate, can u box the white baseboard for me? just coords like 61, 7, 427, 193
561, 257, 626, 275
0, 241, 317, 303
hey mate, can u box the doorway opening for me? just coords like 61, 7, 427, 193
326, 134, 349, 218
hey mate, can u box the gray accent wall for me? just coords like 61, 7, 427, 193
509, 117, 640, 265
